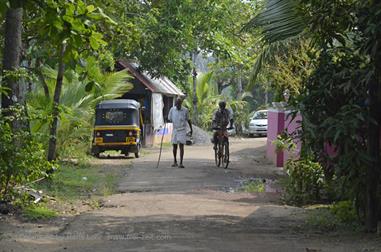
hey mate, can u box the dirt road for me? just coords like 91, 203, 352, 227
1, 138, 380, 252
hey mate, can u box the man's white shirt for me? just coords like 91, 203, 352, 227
168, 106, 189, 131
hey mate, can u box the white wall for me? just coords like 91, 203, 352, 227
151, 93, 164, 131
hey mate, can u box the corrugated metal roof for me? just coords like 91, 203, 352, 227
117, 60, 185, 97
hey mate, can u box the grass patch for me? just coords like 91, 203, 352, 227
306, 206, 339, 231
240, 179, 265, 193
305, 201, 361, 232
22, 205, 57, 221
32, 160, 120, 201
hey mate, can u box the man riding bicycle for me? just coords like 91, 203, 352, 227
212, 101, 234, 150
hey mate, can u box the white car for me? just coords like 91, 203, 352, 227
244, 110, 268, 137
227, 127, 236, 136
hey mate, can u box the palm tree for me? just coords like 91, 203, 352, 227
28, 62, 132, 158
183, 72, 221, 129
243, 0, 308, 88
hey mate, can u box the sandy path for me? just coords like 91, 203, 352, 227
0, 138, 380, 252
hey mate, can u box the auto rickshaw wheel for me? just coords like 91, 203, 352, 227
135, 144, 141, 158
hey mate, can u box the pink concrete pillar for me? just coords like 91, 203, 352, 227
266, 109, 302, 167
266, 109, 285, 167
283, 113, 302, 162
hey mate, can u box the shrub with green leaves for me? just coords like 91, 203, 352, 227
306, 201, 360, 232
284, 158, 324, 205
272, 133, 296, 154
0, 107, 54, 200
330, 200, 357, 223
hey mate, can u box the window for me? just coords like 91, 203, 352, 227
96, 109, 139, 125
253, 111, 268, 120
105, 111, 126, 123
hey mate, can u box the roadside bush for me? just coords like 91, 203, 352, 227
306, 207, 339, 231
284, 158, 324, 205
306, 201, 360, 232
0, 107, 54, 201
272, 133, 296, 154
330, 200, 357, 223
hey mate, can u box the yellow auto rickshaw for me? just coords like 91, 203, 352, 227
91, 99, 142, 158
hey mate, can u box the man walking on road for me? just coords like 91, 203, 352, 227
168, 97, 193, 168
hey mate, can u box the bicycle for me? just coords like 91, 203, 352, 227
213, 127, 232, 169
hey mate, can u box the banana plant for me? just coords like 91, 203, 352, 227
183, 72, 221, 129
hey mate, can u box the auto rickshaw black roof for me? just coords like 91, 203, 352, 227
96, 99, 140, 110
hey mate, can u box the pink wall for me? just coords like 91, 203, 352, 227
266, 110, 285, 167
267, 111, 381, 167
266, 109, 301, 167
283, 113, 302, 162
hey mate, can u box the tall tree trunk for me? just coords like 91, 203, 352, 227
47, 42, 67, 162
1, 0, 24, 110
365, 0, 381, 232
192, 51, 198, 124
366, 80, 381, 232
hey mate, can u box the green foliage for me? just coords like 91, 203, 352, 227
330, 200, 357, 223
244, 0, 309, 87
245, 0, 308, 44
27, 61, 132, 159
306, 201, 359, 232
33, 0, 111, 58
272, 133, 297, 154
227, 92, 252, 132
284, 158, 325, 205
22, 205, 57, 221
2, 68, 36, 83
306, 206, 340, 231
183, 71, 249, 129
0, 106, 53, 200
245, 0, 381, 228
264, 39, 315, 100
124, 0, 255, 84
241, 180, 265, 193
295, 17, 371, 211
0, 86, 10, 95
183, 72, 220, 129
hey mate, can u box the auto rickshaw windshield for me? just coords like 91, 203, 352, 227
95, 108, 139, 126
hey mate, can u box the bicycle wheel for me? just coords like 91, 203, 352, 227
217, 142, 223, 167
223, 141, 229, 169
214, 144, 220, 167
